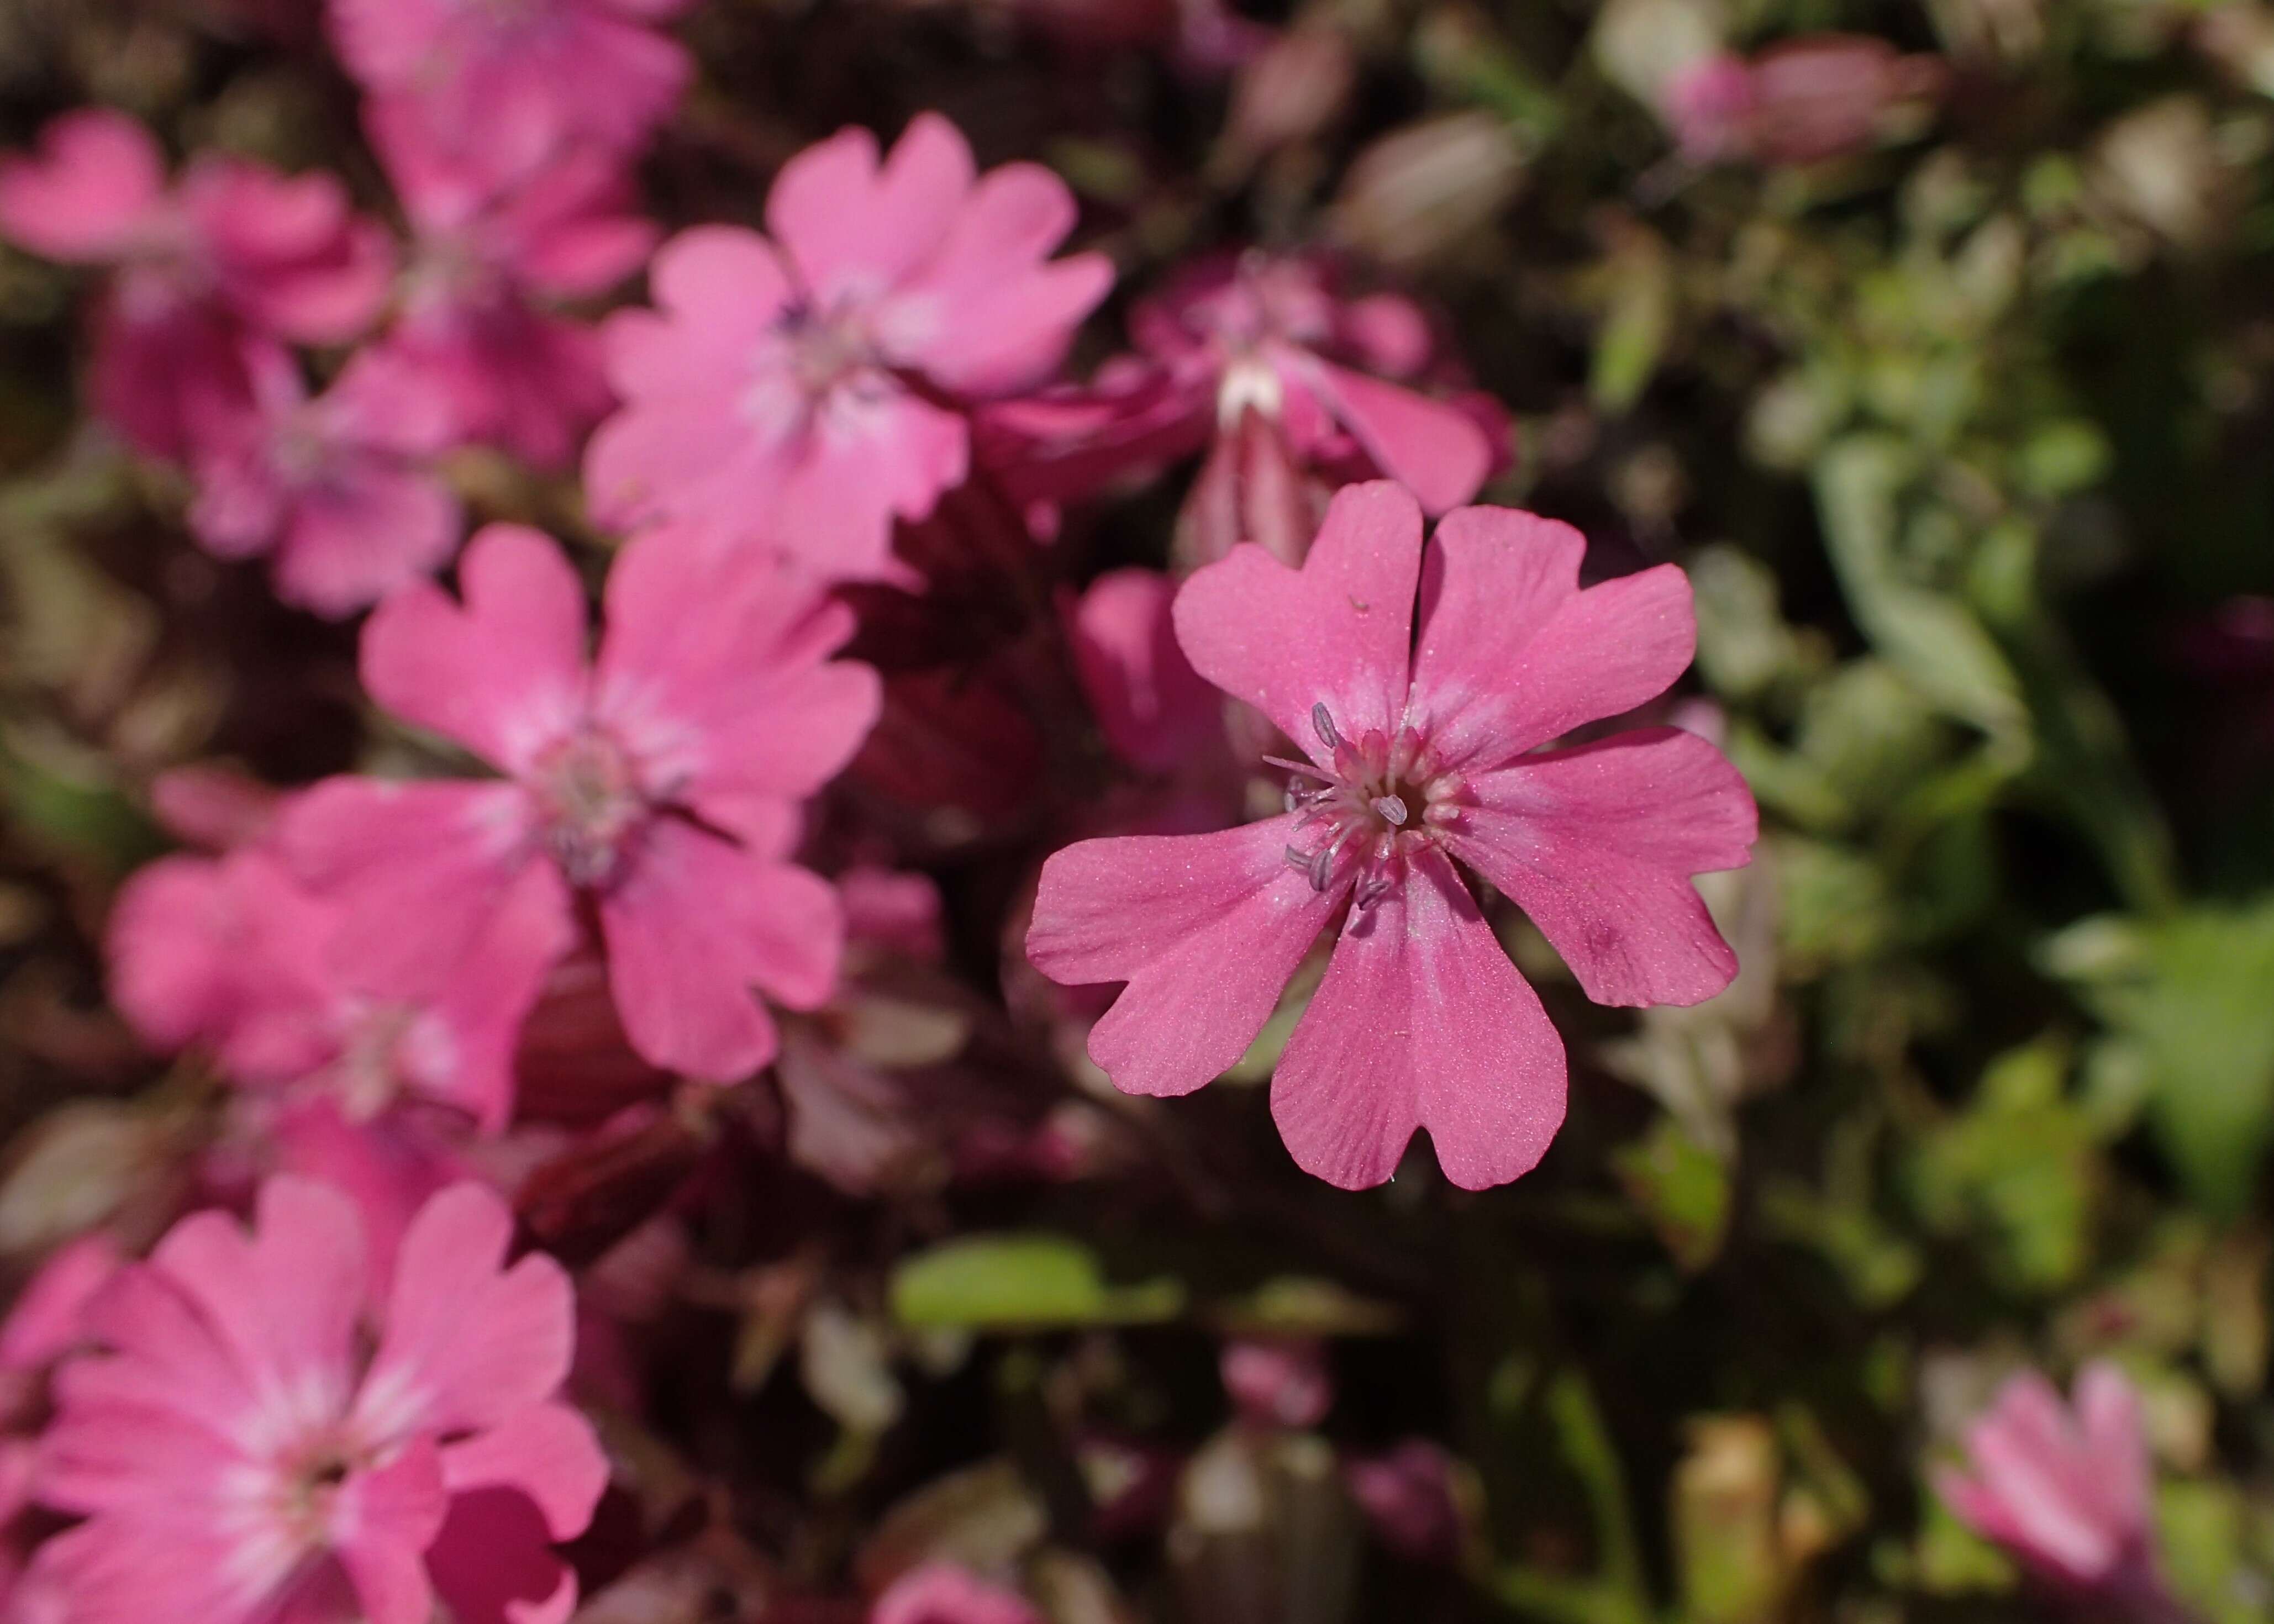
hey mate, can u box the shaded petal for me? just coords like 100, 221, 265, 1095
423, 1486, 579, 1624
1171, 480, 1420, 757
765, 114, 972, 307
1272, 847, 1565, 1190
360, 524, 589, 774
599, 819, 842, 1080
1304, 360, 1492, 515
761, 386, 967, 583
357, 1184, 573, 1441
1027, 817, 1344, 1098
1449, 728, 1755, 1008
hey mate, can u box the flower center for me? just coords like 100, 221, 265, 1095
782, 302, 881, 399
531, 728, 646, 889
1275, 703, 1466, 906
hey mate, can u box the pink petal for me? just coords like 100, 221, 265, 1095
270, 458, 464, 619
592, 528, 881, 829
880, 157, 1110, 394
1415, 518, 1698, 767
24, 1509, 293, 1624
1304, 360, 1492, 515
603, 226, 791, 399
278, 777, 544, 1001
361, 524, 590, 774
49, 1269, 260, 1465
147, 1178, 367, 1419
1448, 728, 1754, 1008
760, 385, 968, 583
765, 114, 973, 308
1171, 480, 1421, 757
1026, 818, 1345, 1098
441, 1402, 608, 1541
1271, 847, 1565, 1190
383, 859, 576, 1131
0, 109, 166, 263
104, 855, 256, 1052
598, 819, 842, 1080
1406, 504, 1586, 768
873, 1564, 1043, 1624
359, 1183, 575, 1440
332, 1438, 448, 1624
2075, 1362, 2152, 1537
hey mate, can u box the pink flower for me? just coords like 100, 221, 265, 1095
1220, 1338, 1331, 1430
985, 252, 1501, 550
375, 140, 658, 468
108, 845, 564, 1135
1346, 1439, 1463, 1564
328, 0, 691, 195
1936, 1363, 2179, 1610
280, 523, 882, 1082
0, 110, 392, 457
31, 1177, 607, 1624
181, 342, 464, 616
871, 1564, 1041, 1624
1025, 481, 1756, 1190
1659, 36, 1946, 167
585, 113, 1113, 584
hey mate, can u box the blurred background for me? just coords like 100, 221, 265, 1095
4, 0, 2274, 1620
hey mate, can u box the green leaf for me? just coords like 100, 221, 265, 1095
1810, 436, 2028, 746
889, 1235, 1184, 1331
2044, 900, 2274, 1215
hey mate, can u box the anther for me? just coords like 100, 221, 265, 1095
1371, 794, 1409, 827
1312, 703, 1341, 752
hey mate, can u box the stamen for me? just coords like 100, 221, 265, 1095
1371, 794, 1409, 827
1262, 753, 1333, 783
1311, 703, 1341, 752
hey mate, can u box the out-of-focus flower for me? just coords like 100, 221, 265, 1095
181, 342, 463, 616
1064, 568, 1224, 776
1344, 1439, 1464, 1565
871, 1562, 1043, 1624
0, 109, 393, 457
147, 764, 283, 852
1935, 1362, 2181, 1612
376, 140, 657, 469
108, 847, 564, 1134
1027, 482, 1756, 1190
985, 252, 1503, 563
280, 523, 881, 1082
1220, 1338, 1331, 1430
586, 113, 1113, 584
1658, 36, 1947, 167
329, 0, 691, 194
30, 1178, 606, 1624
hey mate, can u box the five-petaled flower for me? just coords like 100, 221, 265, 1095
1026, 481, 1756, 1190
585, 112, 1113, 584
29, 1177, 607, 1624
280, 522, 881, 1083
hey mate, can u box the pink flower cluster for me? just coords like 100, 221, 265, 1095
0, 0, 1773, 1604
